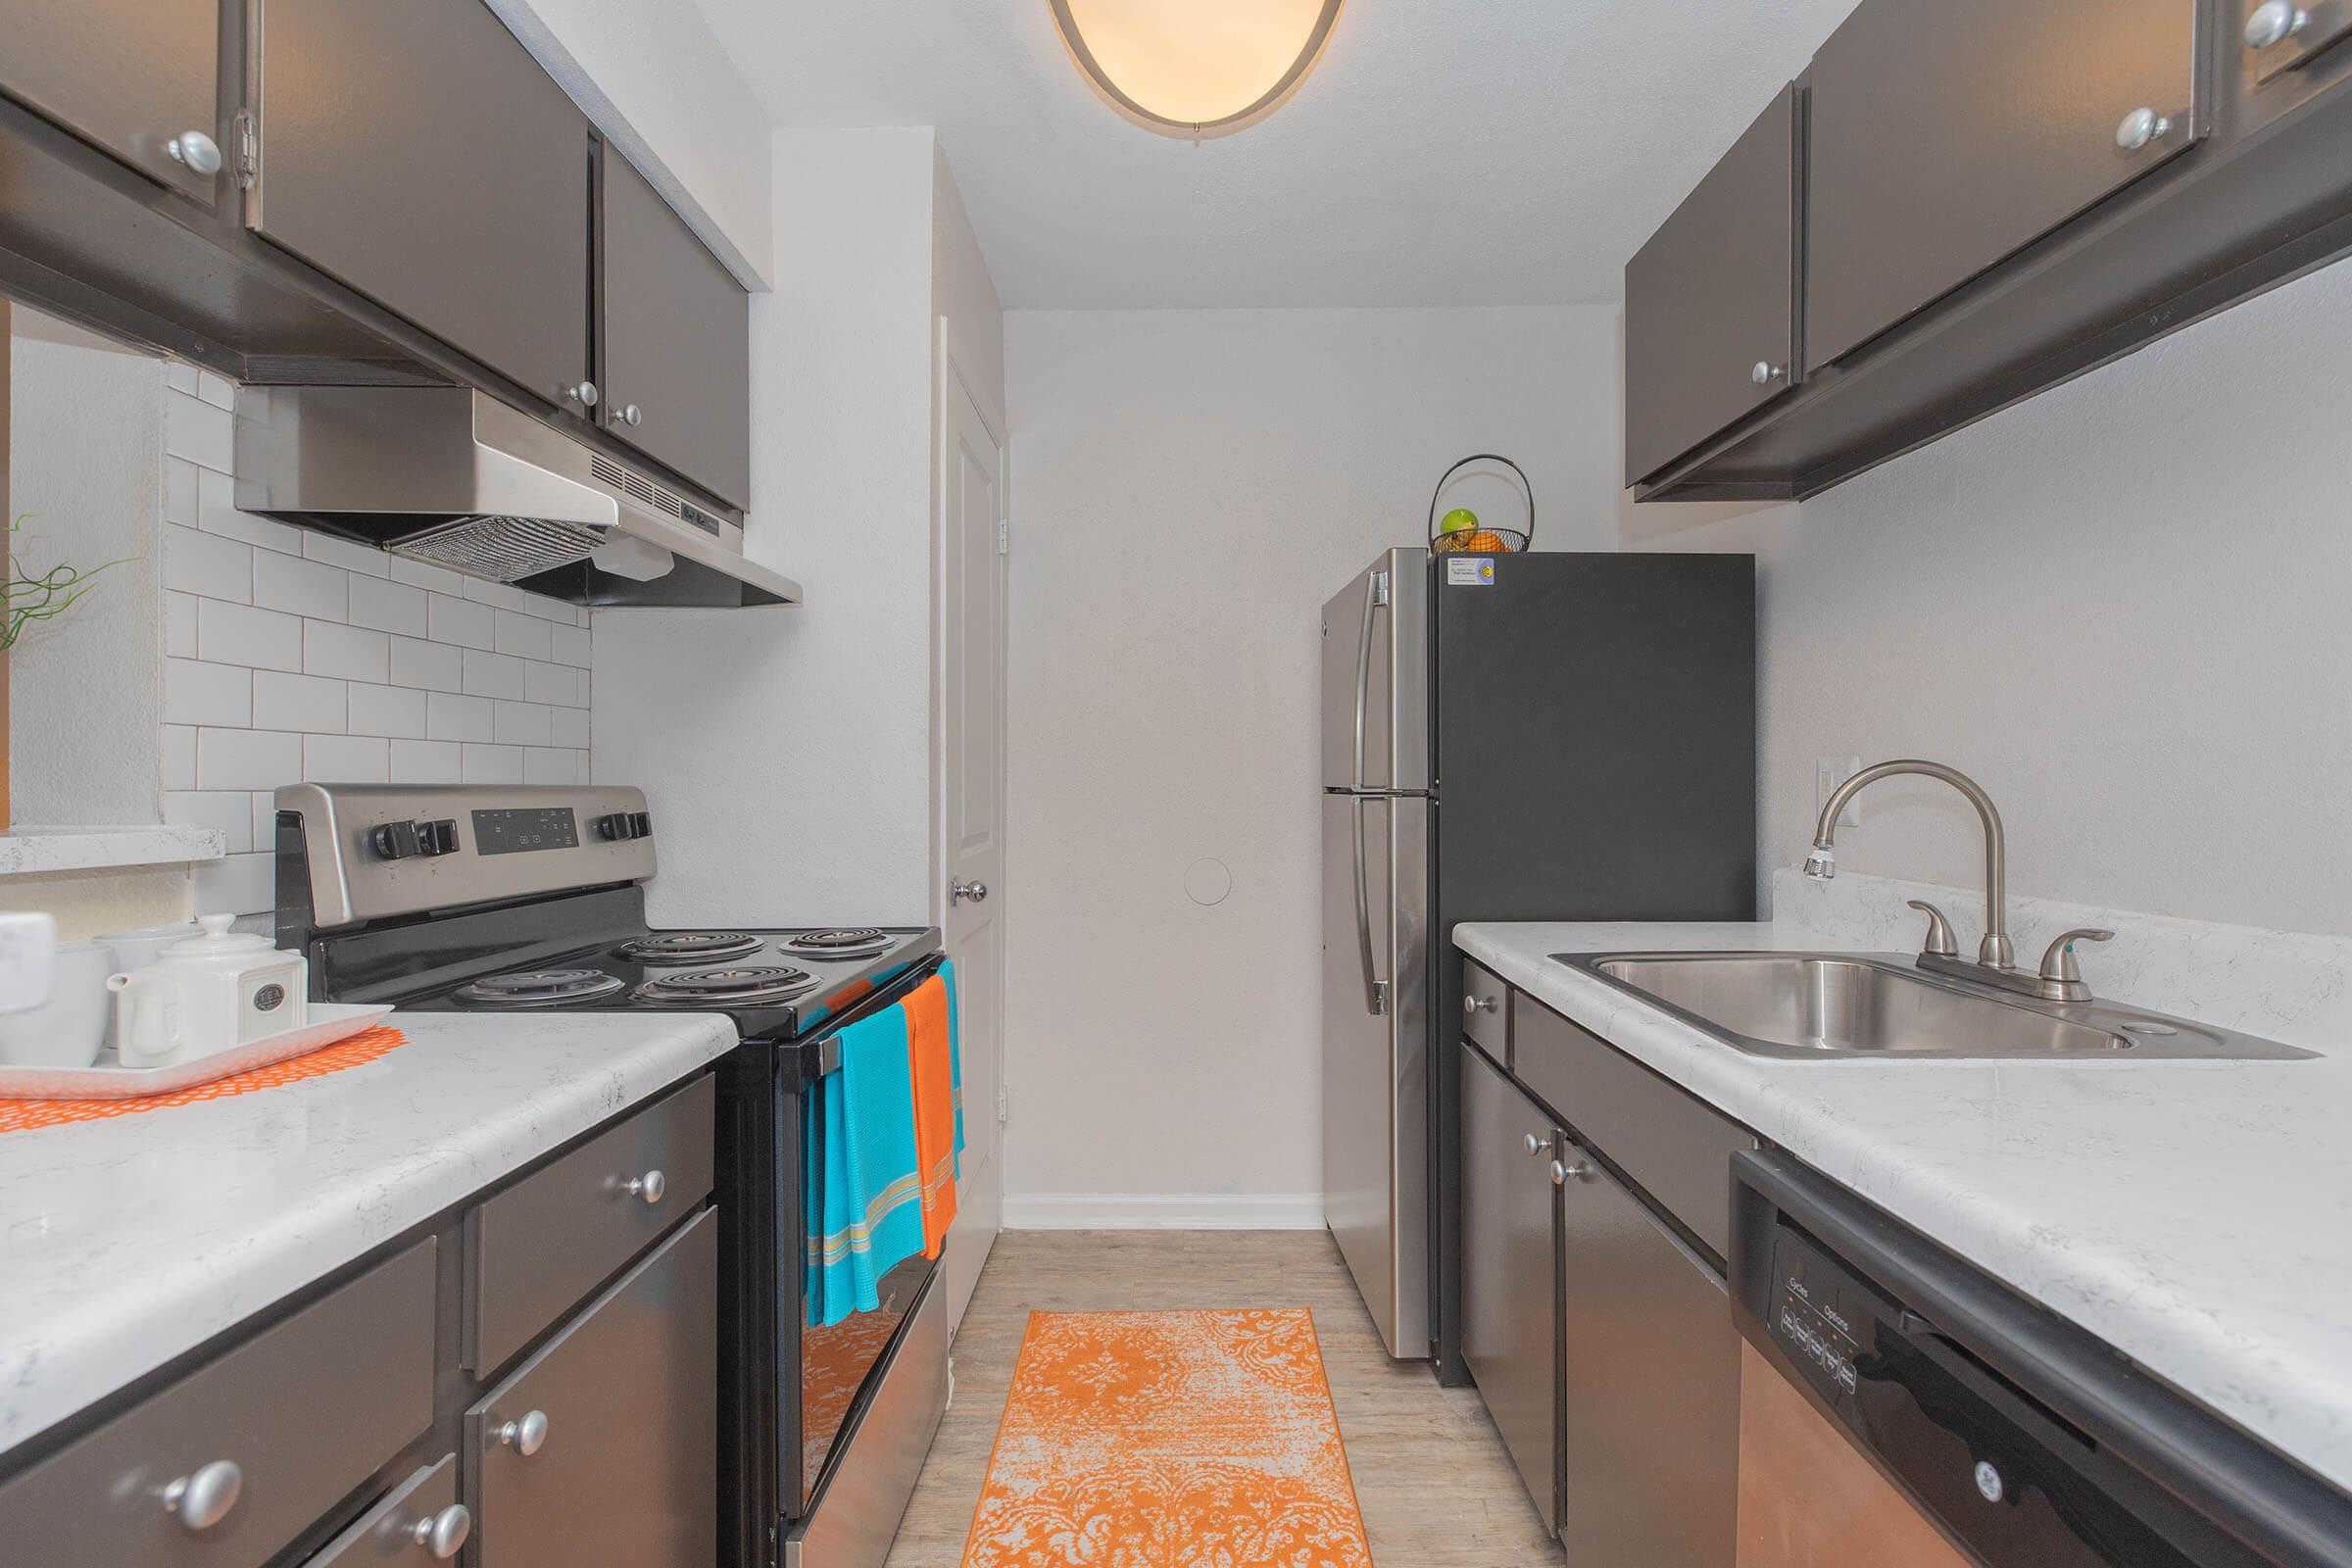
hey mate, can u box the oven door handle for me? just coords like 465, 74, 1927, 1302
807, 952, 947, 1079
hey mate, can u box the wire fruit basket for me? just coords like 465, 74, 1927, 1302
1428, 454, 1534, 554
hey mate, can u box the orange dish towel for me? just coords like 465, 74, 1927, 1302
906, 966, 961, 1257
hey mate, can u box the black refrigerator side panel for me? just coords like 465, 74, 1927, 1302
1427, 550, 1756, 1383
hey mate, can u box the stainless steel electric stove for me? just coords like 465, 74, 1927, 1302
274, 782, 948, 1568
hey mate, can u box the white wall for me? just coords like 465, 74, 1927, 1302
485, 0, 775, 287
1000, 306, 1620, 1218
595, 129, 1004, 928
1628, 260, 2352, 940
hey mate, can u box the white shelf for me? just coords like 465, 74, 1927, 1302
0, 825, 228, 877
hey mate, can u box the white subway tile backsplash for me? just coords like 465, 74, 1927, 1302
461, 577, 527, 612
302, 619, 388, 682
166, 790, 256, 855
461, 743, 526, 783
389, 634, 465, 693
165, 388, 233, 472
389, 555, 466, 596
163, 725, 198, 792
524, 747, 584, 784
166, 458, 198, 526
425, 691, 495, 743
348, 682, 428, 738
301, 530, 392, 577
390, 738, 464, 784
196, 371, 235, 412
514, 590, 575, 624
550, 707, 590, 749
166, 523, 252, 603
492, 700, 553, 746
255, 549, 349, 621
250, 793, 277, 853
492, 608, 554, 661
166, 659, 251, 727
195, 852, 274, 916
196, 466, 303, 555
551, 623, 591, 667
253, 670, 346, 733
165, 362, 200, 396
197, 727, 303, 790
349, 575, 427, 636
462, 649, 526, 700
197, 599, 304, 671
522, 660, 583, 707
165, 591, 197, 658
427, 593, 495, 651
303, 733, 389, 783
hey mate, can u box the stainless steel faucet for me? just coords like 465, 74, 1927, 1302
1803, 759, 2113, 1003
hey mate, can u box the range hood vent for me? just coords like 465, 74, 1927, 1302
232, 386, 800, 608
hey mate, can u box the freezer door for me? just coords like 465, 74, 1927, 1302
1319, 550, 1430, 792
1321, 793, 1429, 1358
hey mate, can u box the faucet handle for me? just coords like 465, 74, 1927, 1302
1905, 900, 1959, 958
2037, 928, 2114, 988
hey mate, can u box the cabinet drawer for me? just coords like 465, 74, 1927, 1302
305, 1454, 464, 1566
466, 1073, 714, 1374
1460, 958, 1510, 1061
1514, 999, 1754, 1261
0, 1239, 435, 1567
468, 1208, 718, 1568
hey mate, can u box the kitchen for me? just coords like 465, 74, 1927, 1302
3, 2, 2351, 1566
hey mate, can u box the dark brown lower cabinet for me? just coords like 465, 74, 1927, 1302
468, 1208, 718, 1568
1459, 1043, 1561, 1535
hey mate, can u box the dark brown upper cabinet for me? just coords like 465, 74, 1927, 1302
249, 0, 593, 411
1805, 0, 2204, 372
597, 151, 752, 510
0, 0, 221, 205
1624, 85, 1802, 487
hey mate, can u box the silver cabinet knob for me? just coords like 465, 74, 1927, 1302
1464, 994, 1498, 1015
162, 1459, 242, 1531
951, 878, 989, 905
565, 381, 600, 408
2116, 107, 2173, 151
409, 1502, 473, 1560
619, 1168, 666, 1204
167, 130, 222, 176
2246, 0, 2310, 48
615, 404, 644, 426
1522, 1132, 1551, 1157
1751, 361, 1785, 386
497, 1409, 550, 1456
1551, 1157, 1592, 1186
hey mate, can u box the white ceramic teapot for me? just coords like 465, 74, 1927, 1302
106, 915, 308, 1067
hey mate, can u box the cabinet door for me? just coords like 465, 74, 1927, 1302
1558, 1150, 1738, 1568
599, 150, 752, 509
1806, 0, 2204, 371
251, 0, 592, 408
468, 1209, 716, 1568
0, 0, 220, 203
1624, 84, 1801, 485
1459, 1044, 1559, 1534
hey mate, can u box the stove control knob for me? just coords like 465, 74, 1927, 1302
630, 810, 653, 838
596, 811, 655, 842
371, 819, 423, 860
418, 819, 461, 857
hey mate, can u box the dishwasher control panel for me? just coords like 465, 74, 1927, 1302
1765, 1225, 1877, 1411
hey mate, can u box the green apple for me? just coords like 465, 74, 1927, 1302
1439, 508, 1480, 535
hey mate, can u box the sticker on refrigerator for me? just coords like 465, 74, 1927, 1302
1446, 557, 1495, 587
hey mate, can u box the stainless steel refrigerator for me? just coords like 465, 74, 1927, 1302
1320, 547, 1755, 1368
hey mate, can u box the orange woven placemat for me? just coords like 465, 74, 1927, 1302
0, 1025, 408, 1134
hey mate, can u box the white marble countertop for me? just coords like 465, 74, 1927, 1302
1457, 918, 2352, 1494
0, 1009, 737, 1455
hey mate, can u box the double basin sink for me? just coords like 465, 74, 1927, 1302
1552, 952, 2313, 1061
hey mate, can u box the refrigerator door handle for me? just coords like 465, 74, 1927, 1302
1353, 796, 1389, 1016
1352, 569, 1386, 791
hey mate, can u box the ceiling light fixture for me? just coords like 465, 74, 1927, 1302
1048, 0, 1345, 141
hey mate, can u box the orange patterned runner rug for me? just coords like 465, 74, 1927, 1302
960, 1308, 1373, 1568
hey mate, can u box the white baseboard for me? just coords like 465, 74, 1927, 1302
1002, 1193, 1326, 1231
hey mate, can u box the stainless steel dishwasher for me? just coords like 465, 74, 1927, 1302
1731, 1151, 2352, 1568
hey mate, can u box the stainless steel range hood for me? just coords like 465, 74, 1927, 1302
232, 386, 801, 608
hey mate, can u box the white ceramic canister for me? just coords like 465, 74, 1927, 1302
0, 940, 117, 1069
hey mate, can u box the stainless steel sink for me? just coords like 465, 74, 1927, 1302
1550, 952, 2315, 1060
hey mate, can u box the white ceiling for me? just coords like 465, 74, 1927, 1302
690, 0, 1862, 311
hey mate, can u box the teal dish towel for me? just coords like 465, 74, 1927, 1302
806, 1000, 927, 1329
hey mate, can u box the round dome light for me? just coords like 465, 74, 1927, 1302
1049, 0, 1346, 140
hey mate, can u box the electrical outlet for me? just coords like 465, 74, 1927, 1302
1816, 757, 1864, 828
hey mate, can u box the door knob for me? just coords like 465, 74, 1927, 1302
497, 1409, 550, 1456
167, 131, 222, 176
161, 1460, 242, 1531
409, 1503, 473, 1560
951, 878, 989, 905
2246, 0, 2310, 48
2116, 107, 2173, 152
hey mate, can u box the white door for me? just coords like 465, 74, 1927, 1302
938, 335, 1005, 1331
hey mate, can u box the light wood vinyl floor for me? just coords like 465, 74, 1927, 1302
882, 1230, 1566, 1567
